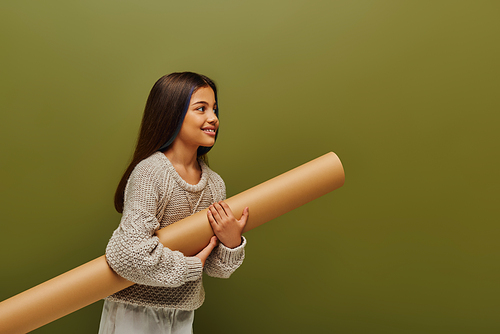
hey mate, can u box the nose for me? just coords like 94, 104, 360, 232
208, 110, 218, 124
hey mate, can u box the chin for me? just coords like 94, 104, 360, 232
198, 140, 215, 148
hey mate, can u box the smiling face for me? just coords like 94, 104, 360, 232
174, 86, 219, 151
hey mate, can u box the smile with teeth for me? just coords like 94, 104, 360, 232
202, 128, 216, 135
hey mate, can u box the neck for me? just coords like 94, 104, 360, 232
164, 142, 199, 169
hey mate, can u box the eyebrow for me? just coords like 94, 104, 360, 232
191, 101, 209, 106
191, 100, 216, 107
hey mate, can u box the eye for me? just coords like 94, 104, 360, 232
196, 106, 205, 112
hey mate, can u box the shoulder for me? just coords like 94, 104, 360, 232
126, 152, 173, 196
132, 152, 171, 179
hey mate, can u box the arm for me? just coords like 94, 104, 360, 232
105, 161, 203, 287
204, 202, 249, 278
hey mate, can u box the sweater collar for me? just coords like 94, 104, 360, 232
156, 152, 209, 192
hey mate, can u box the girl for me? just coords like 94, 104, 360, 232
99, 72, 249, 334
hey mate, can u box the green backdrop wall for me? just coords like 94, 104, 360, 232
1, 1, 499, 333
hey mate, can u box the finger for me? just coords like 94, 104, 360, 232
207, 208, 215, 222
196, 246, 211, 265
208, 235, 218, 248
199, 236, 218, 256
219, 201, 235, 219
197, 247, 210, 259
207, 209, 219, 229
195, 236, 218, 267
209, 204, 223, 222
209, 235, 220, 246
213, 202, 227, 217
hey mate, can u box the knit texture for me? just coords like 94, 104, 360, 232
105, 152, 246, 310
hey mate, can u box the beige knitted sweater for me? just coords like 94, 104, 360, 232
105, 152, 246, 310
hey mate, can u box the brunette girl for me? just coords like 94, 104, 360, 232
99, 72, 249, 334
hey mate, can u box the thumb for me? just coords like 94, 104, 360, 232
239, 207, 249, 225
207, 235, 218, 249
195, 236, 218, 267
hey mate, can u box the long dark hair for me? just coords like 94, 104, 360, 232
114, 72, 218, 213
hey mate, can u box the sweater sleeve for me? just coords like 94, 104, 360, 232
204, 237, 247, 278
105, 160, 203, 287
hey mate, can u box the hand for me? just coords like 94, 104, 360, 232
195, 236, 218, 267
207, 201, 249, 249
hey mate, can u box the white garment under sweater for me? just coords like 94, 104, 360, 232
98, 300, 194, 334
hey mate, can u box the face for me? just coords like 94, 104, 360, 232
175, 86, 219, 150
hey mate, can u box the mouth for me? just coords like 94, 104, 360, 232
202, 128, 217, 135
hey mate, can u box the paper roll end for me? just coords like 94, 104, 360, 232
326, 151, 345, 188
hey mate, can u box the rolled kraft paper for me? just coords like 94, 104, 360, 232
157, 151, 345, 255
0, 256, 130, 334
0, 152, 344, 334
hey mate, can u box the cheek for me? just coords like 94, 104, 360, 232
182, 114, 202, 129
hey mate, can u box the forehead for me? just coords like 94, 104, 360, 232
190, 86, 215, 104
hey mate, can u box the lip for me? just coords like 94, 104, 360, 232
202, 128, 217, 136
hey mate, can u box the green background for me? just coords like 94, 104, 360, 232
1, 1, 499, 333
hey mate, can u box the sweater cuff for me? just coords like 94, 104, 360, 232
217, 236, 247, 263
184, 256, 203, 281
